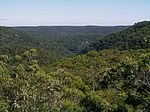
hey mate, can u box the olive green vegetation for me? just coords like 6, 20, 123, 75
0, 49, 149, 112
81, 21, 150, 53
1, 25, 127, 63
0, 26, 71, 64
14, 26, 128, 53
0, 21, 150, 112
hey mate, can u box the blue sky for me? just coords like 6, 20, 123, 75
0, 0, 150, 26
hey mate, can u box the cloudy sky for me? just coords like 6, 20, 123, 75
0, 0, 150, 26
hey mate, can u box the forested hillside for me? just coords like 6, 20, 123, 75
14, 26, 128, 53
0, 22, 150, 112
81, 21, 150, 53
0, 27, 71, 64
0, 49, 149, 111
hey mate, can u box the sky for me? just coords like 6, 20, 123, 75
0, 0, 150, 26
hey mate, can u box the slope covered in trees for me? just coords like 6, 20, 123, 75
14, 26, 128, 53
0, 21, 150, 112
0, 27, 71, 64
81, 21, 150, 53
54, 49, 150, 112
0, 49, 149, 111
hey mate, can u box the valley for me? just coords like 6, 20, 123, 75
0, 22, 150, 112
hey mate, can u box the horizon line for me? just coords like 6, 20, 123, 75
1, 24, 132, 27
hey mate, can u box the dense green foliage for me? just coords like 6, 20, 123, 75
0, 49, 149, 111
0, 21, 150, 111
81, 21, 150, 53
0, 27, 71, 64
14, 26, 128, 53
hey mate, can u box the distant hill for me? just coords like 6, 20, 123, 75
14, 26, 128, 53
81, 21, 150, 53
0, 27, 71, 63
